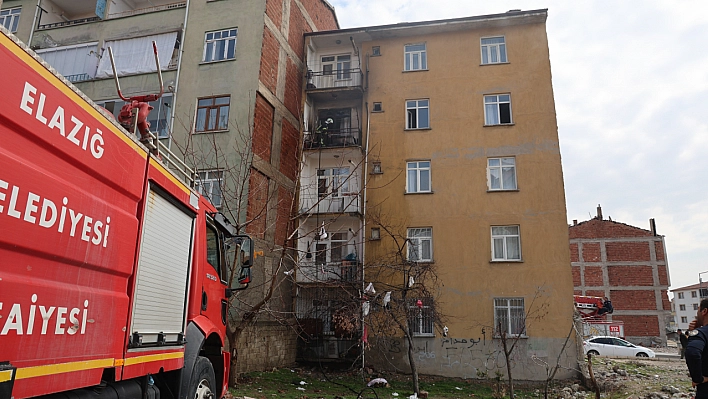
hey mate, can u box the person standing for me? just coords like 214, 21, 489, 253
597, 297, 613, 316
679, 329, 688, 359
685, 299, 708, 398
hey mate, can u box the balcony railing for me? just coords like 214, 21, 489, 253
65, 73, 90, 83
299, 194, 360, 215
304, 128, 361, 149
38, 17, 100, 30
296, 260, 361, 284
108, 1, 187, 19
306, 68, 363, 91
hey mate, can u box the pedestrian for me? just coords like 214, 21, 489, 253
679, 329, 688, 359
685, 298, 708, 398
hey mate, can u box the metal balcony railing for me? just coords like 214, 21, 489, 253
304, 128, 361, 149
299, 194, 360, 215
65, 73, 90, 83
296, 260, 361, 284
38, 17, 100, 30
306, 68, 363, 90
108, 1, 187, 19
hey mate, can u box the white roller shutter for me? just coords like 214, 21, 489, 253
36, 43, 99, 81
130, 187, 194, 345
96, 32, 177, 78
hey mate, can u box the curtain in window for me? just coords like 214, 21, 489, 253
37, 43, 99, 81
96, 32, 178, 78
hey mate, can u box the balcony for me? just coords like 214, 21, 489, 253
107, 1, 186, 19
296, 261, 361, 284
306, 68, 363, 102
299, 194, 360, 215
304, 128, 361, 150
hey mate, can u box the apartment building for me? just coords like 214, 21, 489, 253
570, 208, 671, 346
297, 9, 577, 380
672, 283, 706, 330
1, 0, 338, 373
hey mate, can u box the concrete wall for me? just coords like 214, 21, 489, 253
235, 321, 298, 374
570, 217, 671, 346
356, 12, 578, 381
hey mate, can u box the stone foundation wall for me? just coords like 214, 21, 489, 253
235, 320, 298, 374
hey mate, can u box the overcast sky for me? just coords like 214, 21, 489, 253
328, 1, 708, 292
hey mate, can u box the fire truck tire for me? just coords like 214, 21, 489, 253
188, 356, 216, 399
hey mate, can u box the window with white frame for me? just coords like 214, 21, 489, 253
682, 316, 688, 323
494, 298, 525, 336
484, 94, 512, 125
694, 303, 700, 311
487, 157, 517, 190
491, 225, 521, 261
481, 36, 507, 64
680, 304, 686, 311
693, 291, 698, 298
203, 28, 237, 62
0, 7, 21, 33
195, 170, 223, 208
321, 54, 351, 79
404, 43, 427, 71
408, 297, 434, 336
406, 99, 429, 129
407, 227, 432, 262
679, 292, 685, 299
316, 168, 351, 213
407, 161, 431, 193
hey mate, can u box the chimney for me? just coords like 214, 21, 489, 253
650, 218, 657, 236
573, 220, 578, 226
596, 204, 603, 220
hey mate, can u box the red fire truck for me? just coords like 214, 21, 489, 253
0, 27, 252, 399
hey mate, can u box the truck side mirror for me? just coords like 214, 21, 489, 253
231, 235, 254, 268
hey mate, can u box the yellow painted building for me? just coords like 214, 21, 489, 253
300, 9, 577, 380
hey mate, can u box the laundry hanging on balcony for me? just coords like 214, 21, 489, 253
96, 32, 177, 78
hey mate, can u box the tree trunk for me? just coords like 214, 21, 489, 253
500, 331, 514, 399
405, 332, 420, 395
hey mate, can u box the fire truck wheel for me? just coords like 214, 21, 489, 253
189, 356, 216, 399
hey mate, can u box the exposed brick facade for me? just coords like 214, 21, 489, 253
284, 58, 302, 117
246, 169, 269, 239
287, 0, 311, 61
298, 0, 339, 30
259, 29, 279, 96
265, 0, 283, 29
570, 213, 670, 344
275, 186, 294, 245
279, 118, 299, 181
608, 265, 654, 286
253, 93, 274, 162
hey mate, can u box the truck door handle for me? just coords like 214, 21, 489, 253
201, 290, 208, 311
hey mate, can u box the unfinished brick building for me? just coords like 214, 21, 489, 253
570, 206, 671, 346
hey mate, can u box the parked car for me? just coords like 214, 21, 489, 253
583, 336, 656, 358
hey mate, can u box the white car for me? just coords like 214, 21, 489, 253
583, 336, 656, 358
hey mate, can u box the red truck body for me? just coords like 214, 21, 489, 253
0, 28, 239, 399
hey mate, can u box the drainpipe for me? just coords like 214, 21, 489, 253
28, 0, 42, 46
167, 0, 190, 151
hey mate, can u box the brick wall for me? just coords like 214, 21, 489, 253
279, 118, 299, 181
253, 94, 274, 162
610, 290, 656, 310
655, 241, 665, 261
605, 242, 651, 262
569, 219, 652, 239
570, 243, 578, 262
246, 169, 269, 238
265, 0, 283, 29
586, 290, 605, 298
608, 265, 654, 286
584, 266, 604, 286
658, 265, 669, 286
235, 321, 297, 374
275, 186, 293, 245
287, 0, 310, 61
582, 242, 601, 262
571, 266, 581, 286
259, 29, 279, 95
613, 315, 659, 337
661, 290, 670, 311
284, 58, 302, 117
298, 0, 339, 30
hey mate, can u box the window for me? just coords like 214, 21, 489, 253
313, 232, 352, 265
322, 54, 351, 79
372, 102, 383, 112
203, 28, 237, 62
370, 227, 380, 240
680, 304, 686, 311
702, 289, 708, 297
404, 43, 427, 71
195, 170, 223, 208
484, 94, 512, 125
481, 36, 507, 64
407, 227, 432, 262
318, 167, 350, 197
487, 157, 517, 190
406, 99, 429, 129
693, 291, 698, 298
406, 161, 431, 193
694, 303, 700, 311
205, 223, 223, 279
494, 298, 525, 336
682, 316, 688, 323
491, 225, 521, 261
408, 297, 434, 337
97, 94, 173, 139
196, 96, 230, 132
371, 161, 382, 174
372, 46, 381, 56
679, 292, 685, 299
0, 7, 21, 33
